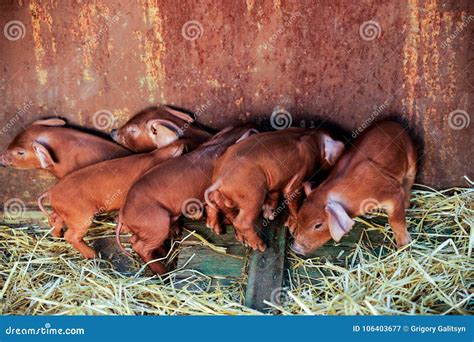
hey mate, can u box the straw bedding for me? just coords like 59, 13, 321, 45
0, 185, 472, 315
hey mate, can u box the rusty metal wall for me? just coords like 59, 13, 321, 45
0, 0, 472, 205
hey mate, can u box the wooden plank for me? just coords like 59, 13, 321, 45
245, 216, 288, 313
181, 218, 245, 246
175, 220, 248, 288
0, 209, 46, 225
174, 246, 246, 288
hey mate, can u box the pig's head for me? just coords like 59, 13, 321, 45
0, 118, 66, 170
111, 108, 190, 152
290, 184, 355, 256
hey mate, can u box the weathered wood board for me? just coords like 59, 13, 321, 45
174, 219, 248, 288
244, 215, 288, 312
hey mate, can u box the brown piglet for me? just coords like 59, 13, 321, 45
291, 121, 417, 255
205, 128, 345, 252
111, 105, 212, 152
116, 125, 258, 274
37, 141, 186, 259
0, 118, 130, 178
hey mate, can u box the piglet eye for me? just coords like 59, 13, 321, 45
314, 222, 323, 230
17, 150, 25, 156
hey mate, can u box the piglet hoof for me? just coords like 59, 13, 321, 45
172, 225, 182, 237
247, 238, 266, 252
396, 234, 412, 248
207, 223, 223, 235
262, 205, 275, 221
206, 220, 223, 235
51, 229, 64, 238
82, 249, 98, 259
155, 246, 168, 258
149, 261, 167, 275
213, 225, 224, 235
234, 231, 244, 244
284, 216, 297, 231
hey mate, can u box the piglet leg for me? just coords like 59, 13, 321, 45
262, 191, 279, 221
49, 212, 65, 238
387, 194, 412, 247
219, 206, 237, 226
170, 219, 182, 237
131, 205, 170, 274
205, 205, 224, 235
402, 172, 416, 209
283, 176, 303, 233
133, 239, 167, 275
233, 207, 266, 252
64, 225, 97, 259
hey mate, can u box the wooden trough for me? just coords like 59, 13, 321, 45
175, 215, 389, 312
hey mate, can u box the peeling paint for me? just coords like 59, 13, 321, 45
0, 0, 472, 204
273, 0, 281, 11
74, 2, 111, 79
113, 107, 131, 124
246, 0, 255, 12
402, 0, 466, 182
29, 0, 56, 85
206, 79, 221, 88
403, 1, 458, 123
138, 0, 166, 103
402, 0, 421, 122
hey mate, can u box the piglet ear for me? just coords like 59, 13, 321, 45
303, 182, 313, 196
32, 142, 55, 168
32, 118, 66, 126
322, 134, 344, 165
235, 128, 259, 143
163, 106, 194, 123
147, 119, 184, 137
146, 119, 183, 148
325, 200, 354, 242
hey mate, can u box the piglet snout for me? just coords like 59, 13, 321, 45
290, 242, 307, 256
110, 129, 118, 139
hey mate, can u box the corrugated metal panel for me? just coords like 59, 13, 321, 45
0, 0, 472, 204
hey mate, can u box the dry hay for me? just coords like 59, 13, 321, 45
277, 185, 473, 315
0, 184, 472, 315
